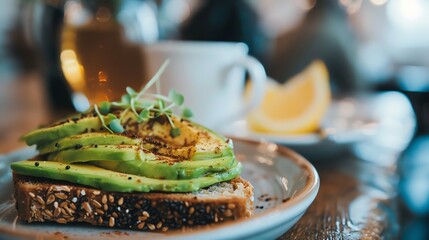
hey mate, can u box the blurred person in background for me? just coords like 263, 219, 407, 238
180, 0, 269, 68
269, 0, 362, 93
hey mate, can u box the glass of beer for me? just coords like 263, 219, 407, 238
57, 0, 158, 110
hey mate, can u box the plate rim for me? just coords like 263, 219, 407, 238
172, 137, 320, 239
0, 138, 319, 239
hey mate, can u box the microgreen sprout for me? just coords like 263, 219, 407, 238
93, 59, 192, 137
170, 127, 181, 138
94, 105, 113, 134
182, 108, 193, 119
99, 101, 111, 115
109, 119, 125, 133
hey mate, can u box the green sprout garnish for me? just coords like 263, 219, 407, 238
182, 108, 193, 118
109, 119, 124, 133
94, 105, 113, 134
99, 101, 111, 115
93, 59, 192, 137
170, 127, 181, 138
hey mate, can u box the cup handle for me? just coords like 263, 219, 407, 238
213, 55, 267, 130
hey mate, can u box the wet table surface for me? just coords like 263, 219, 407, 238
280, 153, 398, 239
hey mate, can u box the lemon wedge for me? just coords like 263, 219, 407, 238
247, 60, 331, 134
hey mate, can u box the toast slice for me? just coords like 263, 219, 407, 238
13, 174, 253, 231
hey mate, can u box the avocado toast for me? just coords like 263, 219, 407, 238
11, 61, 253, 231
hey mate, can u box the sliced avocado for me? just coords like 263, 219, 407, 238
38, 132, 197, 160
20, 109, 240, 187
47, 144, 235, 179
11, 160, 242, 193
191, 123, 233, 160
22, 115, 107, 146
37, 133, 141, 155
25, 110, 229, 161
91, 155, 236, 180
22, 111, 139, 146
47, 145, 156, 162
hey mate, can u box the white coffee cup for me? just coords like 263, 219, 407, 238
142, 41, 266, 130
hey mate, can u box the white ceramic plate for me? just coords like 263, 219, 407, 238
220, 98, 379, 160
0, 139, 319, 240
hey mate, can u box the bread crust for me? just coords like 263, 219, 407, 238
13, 174, 253, 231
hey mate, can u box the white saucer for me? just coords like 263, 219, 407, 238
219, 97, 379, 160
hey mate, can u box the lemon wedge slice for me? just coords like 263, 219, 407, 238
247, 60, 331, 134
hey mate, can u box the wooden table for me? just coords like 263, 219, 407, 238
281, 153, 398, 239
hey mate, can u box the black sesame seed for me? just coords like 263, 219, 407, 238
65, 165, 71, 170
54, 143, 60, 148
75, 144, 83, 149
94, 144, 98, 148
128, 177, 132, 180
34, 162, 39, 166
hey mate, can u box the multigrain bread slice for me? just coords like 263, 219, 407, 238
13, 174, 254, 231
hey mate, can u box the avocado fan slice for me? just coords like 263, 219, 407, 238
22, 115, 108, 146
22, 110, 239, 184
47, 145, 235, 179
47, 145, 157, 162
37, 133, 141, 155
38, 132, 200, 160
11, 160, 242, 193
91, 155, 236, 180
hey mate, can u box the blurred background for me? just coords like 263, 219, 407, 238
1, 0, 429, 237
